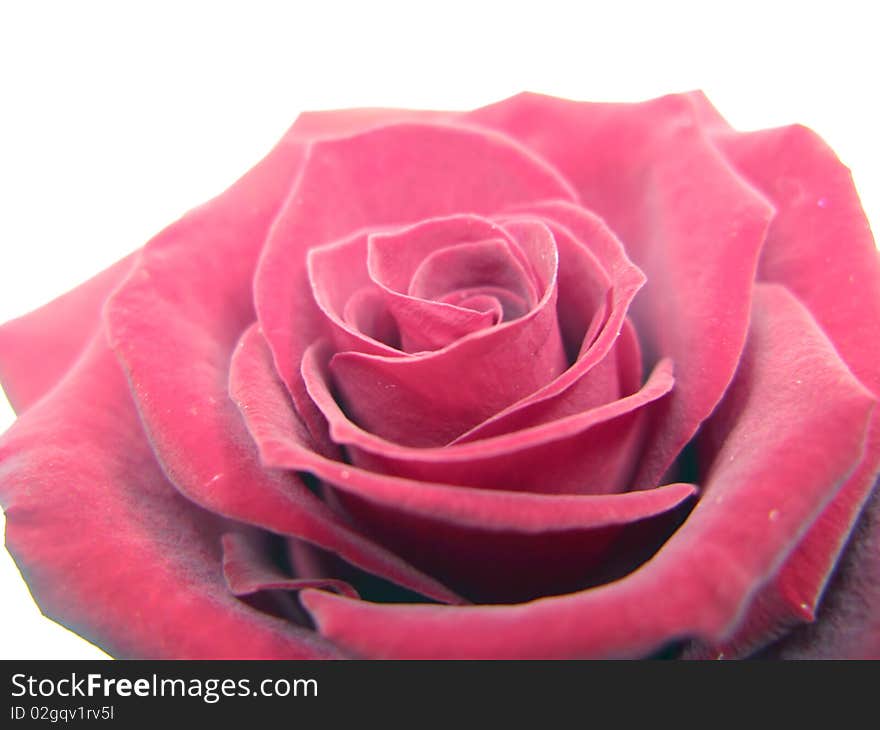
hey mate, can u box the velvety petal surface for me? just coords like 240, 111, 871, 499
222, 532, 359, 599
104, 131, 461, 605
300, 284, 874, 657
254, 122, 577, 437
680, 97, 880, 658
4, 91, 878, 659
232, 322, 697, 600
366, 215, 537, 351
303, 340, 673, 494
232, 323, 694, 528
0, 336, 344, 659
0, 253, 137, 414
306, 214, 545, 356
327, 218, 567, 445
468, 93, 774, 485
760, 481, 880, 659
453, 202, 645, 443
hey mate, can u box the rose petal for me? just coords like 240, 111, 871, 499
0, 336, 344, 659
291, 107, 447, 139
234, 329, 695, 601
305, 229, 400, 356
299, 284, 875, 657
684, 416, 880, 659
682, 98, 880, 658
303, 340, 673, 494
683, 95, 880, 407
331, 491, 695, 604
255, 121, 578, 431
222, 532, 359, 599
452, 202, 644, 442
468, 93, 774, 485
307, 215, 526, 355
759, 480, 880, 659
232, 322, 696, 531
328, 219, 567, 445
389, 290, 501, 353
550, 216, 614, 362
368, 217, 539, 350
0, 253, 137, 414
368, 215, 535, 301
407, 239, 533, 306
342, 286, 401, 349
105, 136, 461, 605
456, 316, 643, 443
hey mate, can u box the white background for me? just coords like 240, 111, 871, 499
0, 1, 877, 659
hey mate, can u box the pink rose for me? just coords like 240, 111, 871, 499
1, 91, 878, 659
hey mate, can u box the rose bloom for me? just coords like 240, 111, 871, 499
1, 92, 878, 660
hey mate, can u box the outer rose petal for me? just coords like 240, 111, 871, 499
104, 126, 461, 605
0, 336, 344, 659
222, 532, 359, 600
290, 108, 447, 139
467, 93, 774, 486
0, 253, 136, 414
300, 284, 874, 658
682, 96, 880, 658
760, 481, 880, 659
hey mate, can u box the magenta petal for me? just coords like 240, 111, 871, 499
222, 532, 359, 599
342, 287, 401, 349
367, 215, 530, 297
453, 202, 644, 443
386, 292, 499, 353
104, 137, 460, 606
687, 102, 880, 658
684, 435, 880, 659
290, 107, 448, 139
709, 118, 880, 400
328, 487, 694, 604
255, 121, 577, 412
307, 231, 401, 356
469, 93, 774, 485
233, 321, 696, 531
0, 337, 343, 659
456, 316, 643, 444
304, 340, 674, 494
407, 239, 533, 305
227, 324, 464, 604
551, 217, 613, 361
299, 284, 874, 657
328, 219, 566, 446
0, 253, 137, 414
306, 216, 526, 354
761, 483, 880, 659
365, 216, 539, 351
328, 304, 566, 446
236, 331, 694, 601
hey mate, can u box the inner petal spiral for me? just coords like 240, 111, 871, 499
306, 215, 569, 446
366, 216, 540, 352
